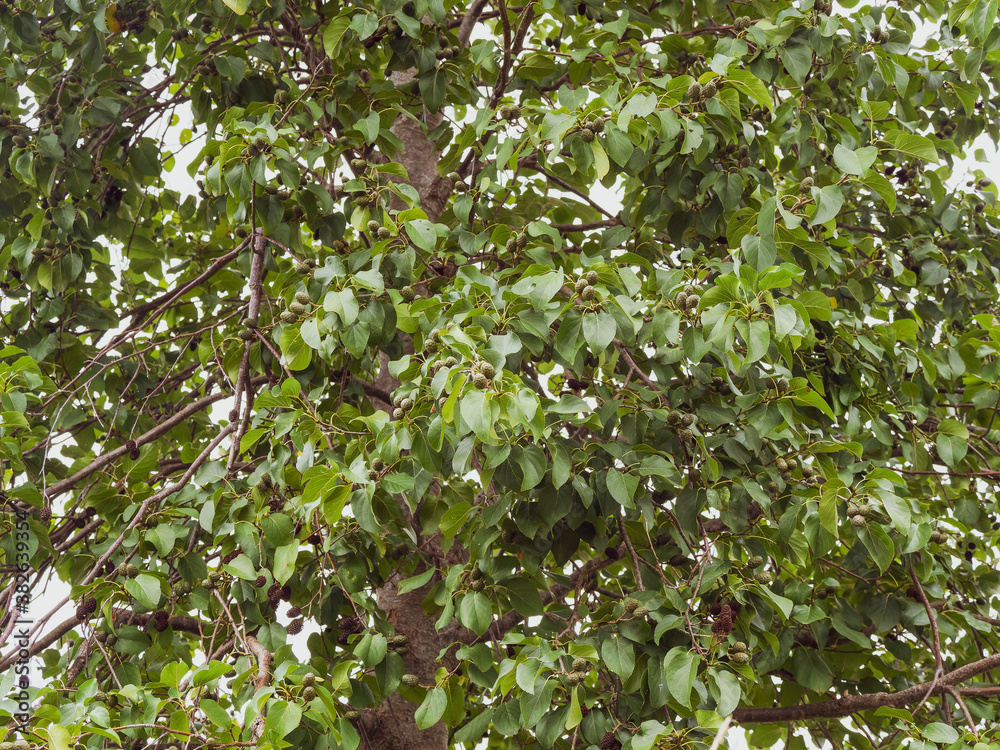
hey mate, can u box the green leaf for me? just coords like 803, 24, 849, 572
860, 523, 895, 575
790, 649, 832, 693
606, 468, 639, 508
833, 144, 878, 176
279, 324, 313, 370
519, 445, 548, 490
662, 647, 698, 707
726, 68, 773, 110
601, 637, 635, 680
582, 311, 616, 353
398, 567, 436, 594
457, 591, 493, 636
44, 725, 73, 750
416, 687, 448, 729
713, 670, 741, 716
192, 661, 235, 687
745, 318, 770, 363
200, 699, 233, 729
792, 389, 835, 419
923, 723, 959, 744
266, 702, 302, 743
461, 390, 492, 442
505, 578, 544, 616
273, 543, 298, 583
125, 574, 162, 609
355, 632, 388, 666
881, 130, 939, 162
809, 185, 844, 226
323, 14, 351, 57
221, 0, 249, 12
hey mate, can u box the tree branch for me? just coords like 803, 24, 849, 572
732, 654, 1000, 724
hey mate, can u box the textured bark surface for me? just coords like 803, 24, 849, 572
367, 69, 457, 750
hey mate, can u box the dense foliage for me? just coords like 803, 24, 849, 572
2, 0, 1000, 749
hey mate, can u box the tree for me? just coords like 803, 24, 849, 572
2, 0, 1000, 747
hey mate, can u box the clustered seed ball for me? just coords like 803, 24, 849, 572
288, 620, 304, 635
401, 673, 420, 687
302, 685, 316, 700
152, 610, 170, 632
601, 732, 622, 750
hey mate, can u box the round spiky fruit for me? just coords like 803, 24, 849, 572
572, 657, 588, 671
747, 555, 764, 568
754, 571, 773, 585
400, 285, 416, 302
580, 127, 595, 143
702, 81, 717, 98
581, 285, 596, 301
289, 302, 305, 316
295, 291, 310, 305
480, 362, 496, 379
732, 651, 751, 664
401, 673, 420, 687
775, 457, 788, 471
302, 686, 317, 700
851, 514, 866, 527
633, 606, 649, 617
585, 270, 599, 285
565, 671, 584, 686
624, 598, 639, 612
731, 641, 747, 653
687, 82, 701, 100
473, 372, 489, 389
280, 310, 298, 324
392, 408, 405, 420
